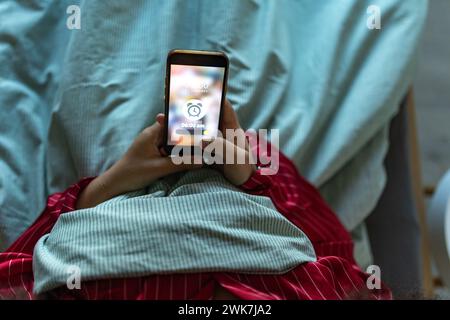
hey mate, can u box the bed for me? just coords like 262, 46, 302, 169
0, 0, 428, 297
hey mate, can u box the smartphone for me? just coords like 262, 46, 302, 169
163, 49, 229, 154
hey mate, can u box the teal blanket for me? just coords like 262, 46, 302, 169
32, 169, 316, 294
0, 0, 427, 266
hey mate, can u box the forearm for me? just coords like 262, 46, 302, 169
76, 164, 125, 209
76, 175, 113, 209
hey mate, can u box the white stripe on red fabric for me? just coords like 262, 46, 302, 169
267, 184, 332, 240
224, 274, 272, 299
311, 262, 342, 300
323, 259, 347, 298
273, 275, 287, 299
17, 220, 50, 252
300, 265, 326, 300
20, 258, 32, 300
8, 258, 17, 299
291, 267, 312, 300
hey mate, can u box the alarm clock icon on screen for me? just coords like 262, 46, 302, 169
184, 99, 207, 120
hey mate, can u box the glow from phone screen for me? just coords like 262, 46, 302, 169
168, 64, 225, 146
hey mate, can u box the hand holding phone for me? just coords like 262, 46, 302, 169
163, 49, 229, 154
162, 49, 254, 185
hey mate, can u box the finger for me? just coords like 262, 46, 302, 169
156, 157, 202, 176
215, 127, 250, 153
220, 99, 241, 131
142, 121, 163, 144
155, 113, 165, 126
155, 127, 164, 146
142, 122, 160, 137
154, 114, 167, 146
159, 146, 169, 156
203, 137, 251, 164
166, 150, 204, 167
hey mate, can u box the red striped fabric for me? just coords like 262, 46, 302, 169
0, 151, 391, 300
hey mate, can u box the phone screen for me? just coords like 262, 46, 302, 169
167, 64, 226, 147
